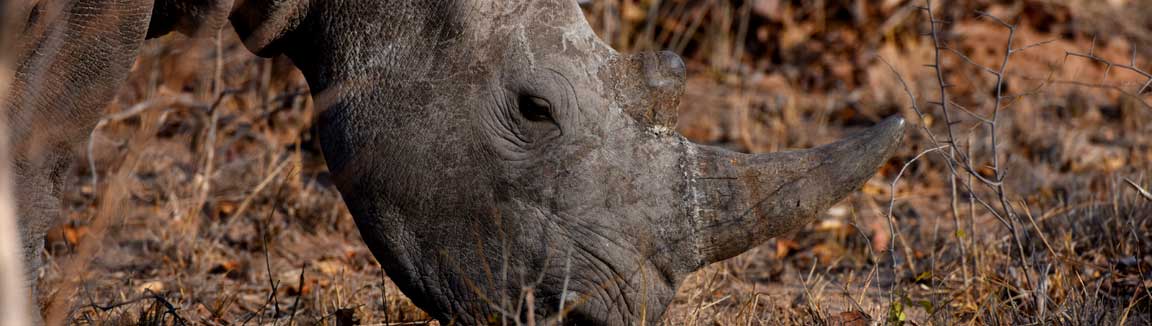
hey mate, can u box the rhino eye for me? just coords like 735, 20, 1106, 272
518, 95, 554, 122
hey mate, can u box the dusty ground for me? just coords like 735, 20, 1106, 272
32, 0, 1151, 325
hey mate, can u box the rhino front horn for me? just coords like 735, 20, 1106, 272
686, 116, 905, 266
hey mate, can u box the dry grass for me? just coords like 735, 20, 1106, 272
26, 0, 1152, 325
1, 2, 32, 324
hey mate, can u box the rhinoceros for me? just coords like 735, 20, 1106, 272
4, 0, 904, 324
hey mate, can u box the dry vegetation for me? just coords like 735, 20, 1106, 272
28, 0, 1152, 325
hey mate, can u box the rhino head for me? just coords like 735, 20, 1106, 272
225, 0, 906, 323
226, 0, 904, 323
8, 0, 902, 323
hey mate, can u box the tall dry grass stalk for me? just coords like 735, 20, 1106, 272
1, 66, 31, 326
0, 1, 30, 324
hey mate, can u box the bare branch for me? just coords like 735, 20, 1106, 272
1013, 39, 1057, 53
948, 100, 994, 124
1066, 49, 1152, 100
947, 47, 1000, 76
975, 11, 1014, 29
1066, 51, 1152, 79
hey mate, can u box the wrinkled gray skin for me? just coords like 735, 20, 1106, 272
5, 0, 904, 324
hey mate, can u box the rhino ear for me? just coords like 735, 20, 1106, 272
229, 0, 310, 57
146, 0, 235, 38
